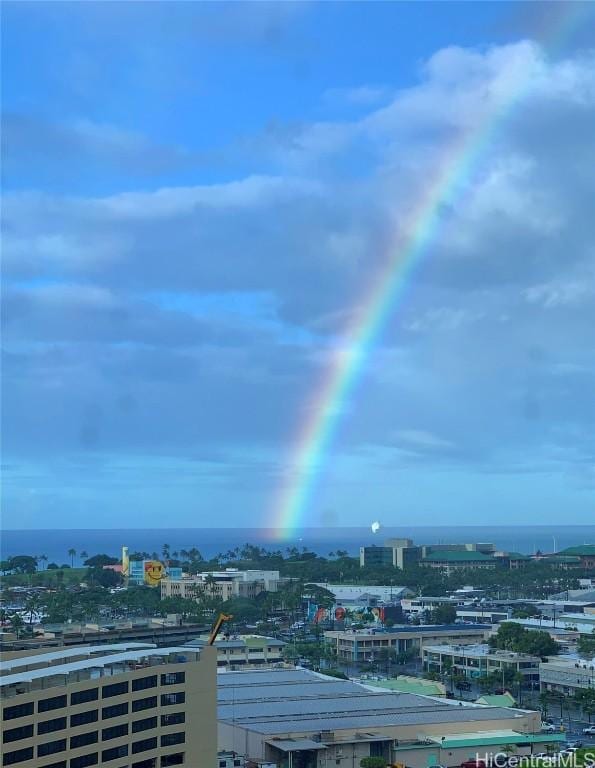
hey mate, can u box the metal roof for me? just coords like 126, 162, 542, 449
216, 668, 531, 737
1, 646, 195, 688
266, 739, 326, 752
0, 643, 155, 673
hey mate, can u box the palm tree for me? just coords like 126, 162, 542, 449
68, 548, 76, 568
10, 614, 24, 639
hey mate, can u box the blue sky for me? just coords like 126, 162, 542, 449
2, 2, 594, 529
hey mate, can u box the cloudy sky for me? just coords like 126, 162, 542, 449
2, 2, 594, 530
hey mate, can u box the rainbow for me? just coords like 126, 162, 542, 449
269, 6, 591, 540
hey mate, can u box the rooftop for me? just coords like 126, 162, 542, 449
423, 643, 540, 661
423, 551, 495, 562
0, 642, 154, 674
1, 645, 202, 697
217, 668, 533, 737
558, 545, 595, 557
326, 624, 491, 637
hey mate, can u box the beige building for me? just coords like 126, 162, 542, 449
218, 668, 562, 768
161, 569, 280, 603
0, 642, 217, 768
186, 635, 285, 670
324, 624, 490, 662
423, 644, 541, 684
539, 655, 595, 694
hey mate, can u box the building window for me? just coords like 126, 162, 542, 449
132, 716, 158, 733
162, 755, 185, 766
102, 702, 129, 719
102, 681, 129, 698
3, 702, 34, 721
38, 739, 67, 757
132, 696, 157, 713
70, 731, 99, 749
102, 722, 129, 740
102, 745, 129, 762
132, 675, 158, 692
70, 754, 99, 768
43, 762, 66, 768
160, 672, 185, 686
38, 695, 67, 713
2, 747, 34, 765
38, 716, 67, 735
71, 710, 99, 727
161, 692, 185, 706
132, 736, 158, 754
161, 732, 185, 747
161, 712, 185, 727
3, 724, 33, 743
71, 688, 99, 705
131, 760, 157, 768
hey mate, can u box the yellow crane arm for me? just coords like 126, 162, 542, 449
207, 613, 233, 645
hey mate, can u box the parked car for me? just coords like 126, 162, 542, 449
583, 725, 595, 735
541, 723, 557, 733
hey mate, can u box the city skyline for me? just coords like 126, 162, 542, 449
2, 2, 595, 529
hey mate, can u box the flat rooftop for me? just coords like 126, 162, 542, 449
1, 645, 203, 696
0, 642, 155, 674
325, 624, 491, 637
423, 644, 540, 660
217, 668, 532, 736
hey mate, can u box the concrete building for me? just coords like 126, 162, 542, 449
161, 570, 280, 602
359, 539, 498, 571
423, 644, 541, 684
539, 655, 595, 694
128, 560, 183, 587
324, 624, 491, 663
310, 583, 413, 605
555, 545, 595, 569
217, 668, 561, 768
0, 642, 217, 768
185, 635, 285, 669
420, 551, 497, 575
0, 619, 209, 653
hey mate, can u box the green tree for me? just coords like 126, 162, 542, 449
10, 613, 25, 638
430, 604, 457, 624
68, 548, 77, 567
360, 758, 386, 768
577, 633, 595, 659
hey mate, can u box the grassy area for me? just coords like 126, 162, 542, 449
1, 568, 89, 588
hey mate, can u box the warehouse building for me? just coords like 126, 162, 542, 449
217, 668, 561, 768
0, 642, 217, 768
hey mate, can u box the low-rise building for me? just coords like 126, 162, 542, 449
0, 641, 217, 768
539, 655, 595, 694
218, 667, 560, 768
324, 624, 491, 662
423, 643, 541, 684
185, 635, 285, 669
420, 551, 497, 575
161, 569, 280, 602
555, 545, 595, 569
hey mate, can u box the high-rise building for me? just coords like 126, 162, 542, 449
1, 642, 217, 768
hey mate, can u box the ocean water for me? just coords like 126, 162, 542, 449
1, 525, 594, 565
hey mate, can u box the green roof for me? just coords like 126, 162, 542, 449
558, 545, 595, 556
427, 731, 565, 749
476, 692, 516, 708
546, 555, 582, 563
504, 552, 531, 560
423, 551, 494, 562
